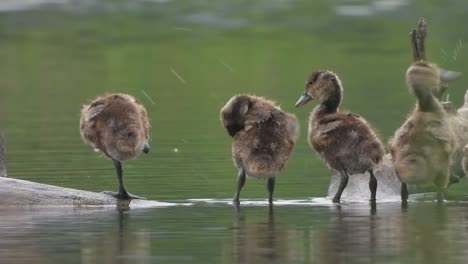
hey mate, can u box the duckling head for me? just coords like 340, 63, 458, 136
407, 61, 461, 108
220, 95, 253, 137
406, 61, 441, 111
295, 70, 343, 108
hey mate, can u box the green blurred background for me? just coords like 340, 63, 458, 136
1, 0, 468, 200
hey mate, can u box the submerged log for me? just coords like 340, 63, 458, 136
0, 132, 6, 177
0, 177, 173, 208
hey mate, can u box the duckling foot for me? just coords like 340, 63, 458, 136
267, 177, 275, 205
101, 191, 147, 200
232, 195, 240, 205
436, 191, 445, 203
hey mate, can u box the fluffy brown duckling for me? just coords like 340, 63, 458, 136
220, 95, 299, 205
80, 93, 150, 200
389, 61, 463, 202
295, 70, 385, 203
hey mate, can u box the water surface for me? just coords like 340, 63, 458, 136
1, 0, 468, 263
2, 201, 468, 264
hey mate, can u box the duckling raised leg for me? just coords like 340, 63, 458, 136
332, 170, 349, 203
368, 169, 377, 202
102, 160, 146, 200
267, 177, 275, 204
233, 167, 246, 204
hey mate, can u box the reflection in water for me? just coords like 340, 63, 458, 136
80, 210, 152, 264
222, 202, 468, 264
0, 208, 152, 264
229, 206, 303, 263
312, 203, 468, 264
1, 204, 468, 263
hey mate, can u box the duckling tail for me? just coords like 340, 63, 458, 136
244, 154, 281, 179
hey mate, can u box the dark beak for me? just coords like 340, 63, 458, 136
143, 143, 150, 154
295, 92, 312, 107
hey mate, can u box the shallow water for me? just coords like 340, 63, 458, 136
2, 201, 468, 264
1, 0, 468, 263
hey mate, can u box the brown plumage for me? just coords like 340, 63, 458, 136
220, 95, 299, 204
295, 70, 384, 203
389, 61, 465, 202
80, 93, 150, 199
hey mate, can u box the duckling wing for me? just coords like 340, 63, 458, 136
245, 108, 272, 128
312, 113, 376, 151
83, 99, 106, 122
311, 114, 384, 173
315, 114, 348, 134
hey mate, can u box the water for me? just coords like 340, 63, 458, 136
2, 201, 468, 264
1, 0, 468, 263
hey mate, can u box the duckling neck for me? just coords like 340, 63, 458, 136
310, 85, 342, 123
317, 87, 342, 114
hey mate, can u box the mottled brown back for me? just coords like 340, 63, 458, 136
80, 94, 150, 161
310, 112, 384, 174
221, 95, 299, 179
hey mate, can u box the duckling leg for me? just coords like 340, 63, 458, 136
233, 167, 246, 204
332, 170, 349, 203
267, 177, 275, 205
401, 182, 409, 203
102, 160, 146, 200
436, 191, 445, 203
368, 169, 377, 202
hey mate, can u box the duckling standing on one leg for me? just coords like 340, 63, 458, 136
295, 70, 385, 203
220, 95, 299, 205
80, 93, 150, 200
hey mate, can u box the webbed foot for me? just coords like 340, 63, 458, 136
101, 191, 146, 200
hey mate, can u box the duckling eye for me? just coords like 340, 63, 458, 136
127, 132, 135, 138
308, 81, 314, 85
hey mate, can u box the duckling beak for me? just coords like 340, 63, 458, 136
143, 143, 150, 154
295, 92, 312, 107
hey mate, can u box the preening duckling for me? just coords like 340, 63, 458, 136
220, 95, 299, 205
80, 93, 150, 200
295, 70, 384, 203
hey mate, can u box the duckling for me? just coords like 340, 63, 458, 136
220, 95, 299, 205
80, 93, 150, 200
295, 70, 385, 203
